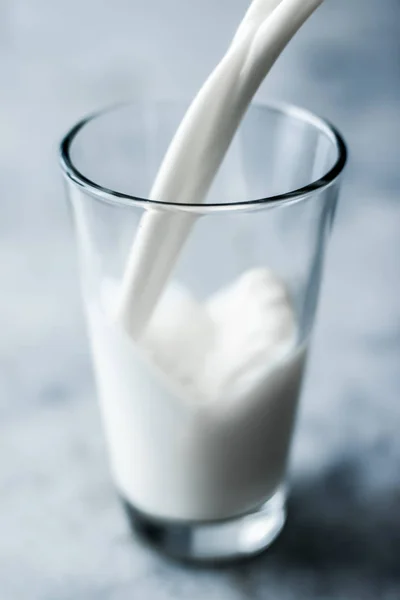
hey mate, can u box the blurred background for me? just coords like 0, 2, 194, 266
0, 0, 399, 598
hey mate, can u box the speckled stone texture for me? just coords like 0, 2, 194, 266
0, 0, 399, 598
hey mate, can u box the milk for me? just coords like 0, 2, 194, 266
99, 2, 323, 518
88, 269, 307, 521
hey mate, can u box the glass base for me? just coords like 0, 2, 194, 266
121, 488, 286, 563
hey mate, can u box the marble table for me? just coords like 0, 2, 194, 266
0, 0, 399, 597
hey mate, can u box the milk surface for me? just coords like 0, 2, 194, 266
88, 268, 307, 521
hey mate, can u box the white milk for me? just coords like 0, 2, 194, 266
88, 268, 307, 521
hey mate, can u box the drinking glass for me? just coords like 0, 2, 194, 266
60, 100, 347, 562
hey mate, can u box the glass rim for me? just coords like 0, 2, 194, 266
59, 100, 347, 214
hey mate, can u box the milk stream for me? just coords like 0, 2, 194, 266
117, 0, 324, 337
89, 269, 307, 521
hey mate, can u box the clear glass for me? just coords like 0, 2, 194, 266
60, 101, 347, 562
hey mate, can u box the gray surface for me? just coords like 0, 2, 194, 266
1, 0, 400, 598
